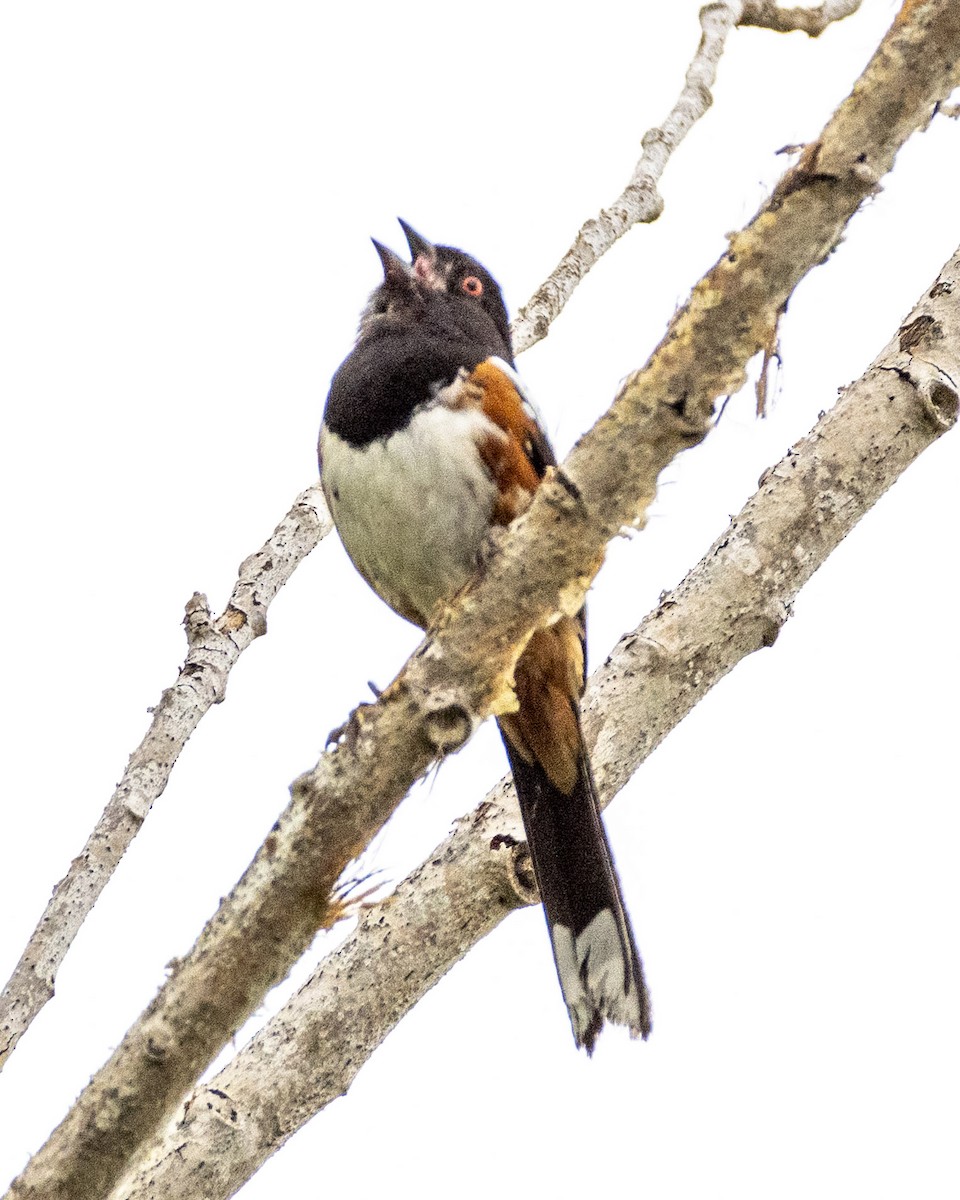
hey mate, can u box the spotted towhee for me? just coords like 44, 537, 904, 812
319, 221, 651, 1051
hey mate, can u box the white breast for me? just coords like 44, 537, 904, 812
320, 403, 501, 625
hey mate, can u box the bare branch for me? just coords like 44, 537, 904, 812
0, 8, 735, 1072
510, 0, 864, 355
0, 0, 857, 1074
511, 2, 739, 353
0, 486, 329, 1073
739, 0, 863, 36
6, 7, 957, 1199
116, 244, 960, 1200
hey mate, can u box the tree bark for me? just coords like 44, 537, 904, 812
6, 3, 959, 1199
114, 243, 959, 1200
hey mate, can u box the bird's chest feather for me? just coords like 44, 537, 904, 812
320, 402, 502, 626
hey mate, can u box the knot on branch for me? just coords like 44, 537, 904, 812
623, 178, 665, 223
886, 327, 959, 431
423, 702, 474, 756
759, 602, 789, 648
183, 593, 213, 646
220, 596, 267, 639
490, 832, 538, 906
899, 314, 939, 352
916, 368, 959, 430
543, 468, 588, 516
143, 1033, 170, 1063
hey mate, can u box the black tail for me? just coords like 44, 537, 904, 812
500, 723, 652, 1053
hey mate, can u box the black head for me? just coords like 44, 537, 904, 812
358, 220, 513, 363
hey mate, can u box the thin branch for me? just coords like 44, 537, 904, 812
511, 2, 737, 353
739, 0, 863, 36
7, 6, 958, 1198
116, 244, 960, 1200
510, 0, 863, 355
0, 486, 330, 1072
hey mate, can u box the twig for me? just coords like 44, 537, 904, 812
510, 0, 863, 354
0, 486, 329, 1072
511, 3, 737, 353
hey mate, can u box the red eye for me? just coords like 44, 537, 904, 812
461, 275, 483, 297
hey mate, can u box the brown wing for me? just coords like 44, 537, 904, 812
460, 359, 587, 792
466, 358, 555, 525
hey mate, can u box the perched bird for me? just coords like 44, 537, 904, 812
319, 220, 651, 1051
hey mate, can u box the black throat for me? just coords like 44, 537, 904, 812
325, 295, 513, 446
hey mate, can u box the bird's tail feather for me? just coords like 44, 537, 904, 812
500, 722, 652, 1053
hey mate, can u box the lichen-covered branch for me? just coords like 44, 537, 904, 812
114, 246, 959, 1200
0, 486, 330, 1073
8, 4, 959, 1198
510, 0, 863, 354
0, 0, 858, 1079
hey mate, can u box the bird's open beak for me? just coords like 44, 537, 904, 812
398, 219, 436, 264
372, 221, 442, 291
398, 219, 444, 289
371, 238, 414, 286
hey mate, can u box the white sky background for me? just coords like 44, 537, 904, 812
1, 2, 958, 1197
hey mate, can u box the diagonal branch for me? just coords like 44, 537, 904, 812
0, 486, 330, 1073
0, 0, 859, 1074
510, 0, 863, 354
116, 243, 960, 1200
6, 6, 958, 1198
